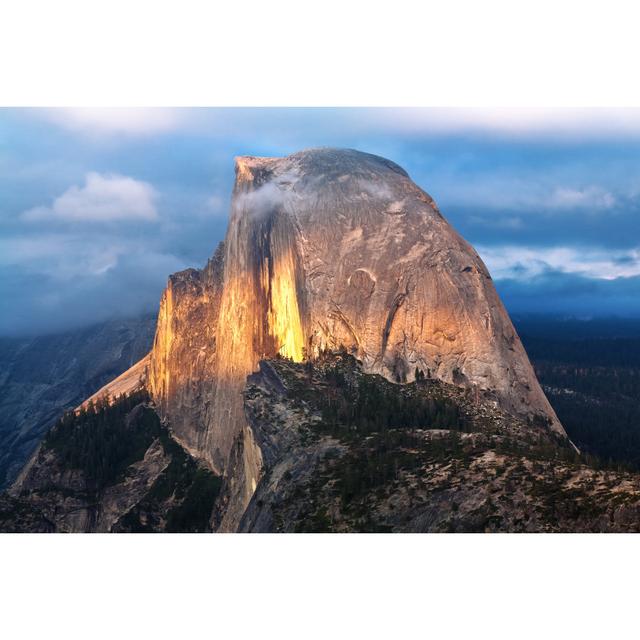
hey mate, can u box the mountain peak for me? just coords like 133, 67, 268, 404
36, 148, 566, 531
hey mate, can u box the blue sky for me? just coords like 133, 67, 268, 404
1, 107, 639, 336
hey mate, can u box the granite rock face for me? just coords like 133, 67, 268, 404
84, 148, 565, 530
148, 246, 225, 464
147, 148, 563, 460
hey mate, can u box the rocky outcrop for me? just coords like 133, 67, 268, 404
79, 353, 150, 410
234, 354, 640, 533
2, 392, 221, 533
0, 315, 156, 489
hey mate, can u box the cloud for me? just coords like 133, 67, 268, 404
364, 108, 640, 140
548, 186, 616, 210
234, 181, 287, 219
21, 172, 159, 223
440, 177, 617, 213
0, 231, 188, 336
0, 234, 125, 278
41, 108, 183, 136
21, 107, 640, 148
495, 271, 640, 317
478, 245, 640, 282
233, 170, 303, 219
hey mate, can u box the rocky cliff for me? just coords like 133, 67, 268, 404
2, 390, 221, 533
141, 148, 564, 526
147, 246, 225, 464
232, 354, 640, 533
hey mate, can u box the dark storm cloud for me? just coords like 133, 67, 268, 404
495, 270, 640, 317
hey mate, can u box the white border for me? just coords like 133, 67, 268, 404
1, 533, 638, 639
2, 1, 640, 637
1, 1, 640, 106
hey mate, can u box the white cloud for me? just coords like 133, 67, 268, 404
27, 107, 640, 143
478, 246, 640, 281
548, 186, 616, 210
233, 169, 302, 219
22, 172, 159, 223
0, 234, 122, 277
235, 181, 288, 219
441, 176, 617, 213
366, 108, 640, 139
41, 108, 183, 136
0, 229, 186, 285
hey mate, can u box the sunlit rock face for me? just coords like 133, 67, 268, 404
233, 149, 563, 425
147, 147, 564, 491
147, 246, 225, 465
